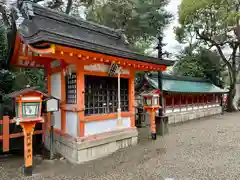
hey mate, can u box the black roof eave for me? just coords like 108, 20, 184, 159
163, 90, 228, 94
20, 31, 174, 66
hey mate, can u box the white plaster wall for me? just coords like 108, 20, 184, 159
66, 112, 78, 137
85, 119, 117, 136
168, 106, 222, 125
165, 104, 221, 115
51, 72, 62, 130
84, 117, 131, 136
122, 117, 131, 129
144, 104, 222, 125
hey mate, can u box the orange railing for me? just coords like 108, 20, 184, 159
0, 116, 43, 152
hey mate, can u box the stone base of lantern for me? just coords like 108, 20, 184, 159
24, 166, 33, 176
44, 128, 138, 164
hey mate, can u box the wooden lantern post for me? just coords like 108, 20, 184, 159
142, 90, 161, 140
6, 88, 49, 176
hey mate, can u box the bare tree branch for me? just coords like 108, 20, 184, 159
195, 29, 235, 84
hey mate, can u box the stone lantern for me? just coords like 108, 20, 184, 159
141, 89, 161, 140
6, 87, 49, 176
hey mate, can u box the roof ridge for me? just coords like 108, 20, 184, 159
150, 72, 209, 82
144, 74, 227, 93
32, 4, 122, 39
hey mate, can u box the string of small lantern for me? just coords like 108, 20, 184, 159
54, 49, 166, 71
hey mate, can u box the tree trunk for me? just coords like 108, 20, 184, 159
233, 84, 240, 110
65, 0, 73, 14
227, 82, 237, 112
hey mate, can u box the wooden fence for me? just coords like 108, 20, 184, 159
0, 116, 43, 152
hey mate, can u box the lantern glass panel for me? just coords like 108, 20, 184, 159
153, 96, 159, 106
22, 102, 40, 118
145, 97, 152, 106
15, 103, 19, 118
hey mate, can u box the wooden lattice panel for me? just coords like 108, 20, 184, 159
84, 75, 129, 116
66, 73, 77, 104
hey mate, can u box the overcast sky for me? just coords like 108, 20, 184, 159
163, 0, 182, 58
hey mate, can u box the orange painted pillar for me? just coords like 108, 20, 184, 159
77, 63, 85, 137
129, 69, 135, 128
2, 116, 9, 152
20, 122, 37, 176
61, 68, 66, 133
47, 66, 51, 130
150, 109, 156, 140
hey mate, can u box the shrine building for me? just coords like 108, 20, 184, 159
136, 72, 227, 125
8, 4, 173, 163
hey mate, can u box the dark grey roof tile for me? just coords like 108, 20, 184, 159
19, 4, 174, 66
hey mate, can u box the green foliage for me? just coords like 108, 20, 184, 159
0, 18, 45, 97
0, 26, 46, 95
173, 47, 224, 87
174, 26, 186, 44
179, 0, 240, 27
173, 55, 205, 78
178, 0, 240, 47
178, 0, 240, 111
86, 0, 172, 52
0, 25, 8, 65
173, 47, 205, 78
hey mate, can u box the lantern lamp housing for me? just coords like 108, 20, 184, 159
153, 95, 159, 106
144, 96, 153, 107
5, 87, 50, 123
15, 101, 40, 119
141, 89, 161, 109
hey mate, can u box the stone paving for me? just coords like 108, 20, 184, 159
1, 112, 240, 180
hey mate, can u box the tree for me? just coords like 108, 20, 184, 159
178, 0, 240, 111
86, 0, 172, 53
38, 0, 94, 15
0, 25, 7, 66
173, 47, 206, 78
0, 0, 68, 96
173, 47, 224, 87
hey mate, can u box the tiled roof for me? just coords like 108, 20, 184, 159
18, 4, 174, 66
145, 74, 228, 93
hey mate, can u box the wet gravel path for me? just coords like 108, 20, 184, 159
1, 113, 240, 180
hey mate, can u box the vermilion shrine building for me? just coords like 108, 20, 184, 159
9, 4, 173, 163
136, 72, 227, 125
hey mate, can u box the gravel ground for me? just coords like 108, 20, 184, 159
1, 112, 240, 180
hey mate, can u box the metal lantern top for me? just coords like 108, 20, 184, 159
5, 87, 49, 124
141, 89, 161, 110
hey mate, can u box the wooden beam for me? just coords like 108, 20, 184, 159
61, 62, 66, 133
84, 71, 130, 78
2, 116, 9, 152
172, 95, 174, 108
19, 56, 52, 64
77, 62, 85, 137
54, 45, 166, 71
28, 44, 55, 54
10, 35, 21, 65
47, 65, 51, 129
83, 112, 133, 122
129, 68, 135, 128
